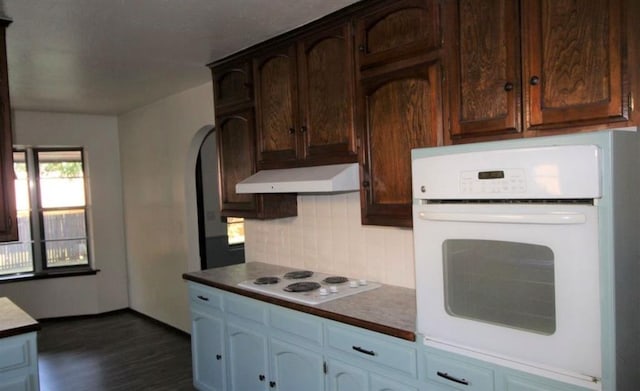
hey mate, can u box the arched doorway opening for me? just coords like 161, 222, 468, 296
195, 128, 245, 270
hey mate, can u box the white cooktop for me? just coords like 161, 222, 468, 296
238, 270, 381, 305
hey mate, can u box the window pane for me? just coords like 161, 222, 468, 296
227, 217, 245, 245
0, 152, 33, 276
443, 239, 556, 335
43, 209, 86, 240
43, 209, 88, 268
45, 239, 88, 268
38, 151, 85, 208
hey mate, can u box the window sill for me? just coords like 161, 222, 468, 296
0, 268, 100, 284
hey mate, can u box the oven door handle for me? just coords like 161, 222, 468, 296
418, 211, 586, 225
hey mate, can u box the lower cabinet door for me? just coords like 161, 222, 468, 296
0, 375, 34, 391
191, 308, 226, 391
370, 373, 418, 391
227, 322, 269, 391
270, 338, 324, 391
327, 358, 368, 391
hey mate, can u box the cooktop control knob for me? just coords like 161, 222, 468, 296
329, 285, 339, 293
349, 280, 358, 288
359, 279, 368, 286
318, 288, 329, 296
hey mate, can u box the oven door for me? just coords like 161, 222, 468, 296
413, 202, 601, 380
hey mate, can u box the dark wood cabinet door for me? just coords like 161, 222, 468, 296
523, 0, 627, 130
0, 20, 16, 242
355, 0, 441, 71
216, 110, 297, 219
217, 110, 258, 217
254, 45, 299, 168
447, 0, 521, 141
213, 60, 253, 114
359, 61, 442, 227
297, 22, 357, 164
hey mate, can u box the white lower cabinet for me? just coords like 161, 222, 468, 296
188, 282, 420, 391
191, 307, 226, 391
189, 282, 594, 391
0, 332, 39, 391
327, 358, 368, 391
227, 321, 269, 391
370, 373, 419, 391
271, 338, 324, 391
422, 345, 595, 391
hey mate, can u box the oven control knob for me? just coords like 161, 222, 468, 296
358, 279, 368, 286
319, 287, 329, 296
329, 285, 339, 293
349, 280, 359, 288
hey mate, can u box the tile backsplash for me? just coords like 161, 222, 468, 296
244, 192, 416, 289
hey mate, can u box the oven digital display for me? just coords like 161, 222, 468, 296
478, 170, 505, 180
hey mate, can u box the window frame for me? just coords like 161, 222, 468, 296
0, 147, 95, 280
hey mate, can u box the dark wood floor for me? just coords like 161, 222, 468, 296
37, 310, 196, 391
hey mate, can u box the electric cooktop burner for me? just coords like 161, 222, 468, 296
238, 269, 382, 305
254, 276, 280, 285
284, 282, 321, 292
323, 276, 348, 284
283, 270, 314, 279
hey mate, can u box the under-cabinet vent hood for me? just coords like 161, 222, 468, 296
235, 163, 360, 194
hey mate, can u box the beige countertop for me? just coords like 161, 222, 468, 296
183, 262, 417, 341
0, 297, 40, 339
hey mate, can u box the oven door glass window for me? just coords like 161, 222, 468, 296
443, 239, 555, 335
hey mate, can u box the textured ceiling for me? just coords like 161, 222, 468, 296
2, 0, 359, 115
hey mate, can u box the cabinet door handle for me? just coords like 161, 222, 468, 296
358, 44, 365, 52
503, 82, 513, 91
259, 374, 266, 381
436, 371, 469, 386
352, 345, 376, 356
216, 354, 222, 360
300, 126, 307, 133
196, 295, 209, 301
362, 181, 370, 188
269, 381, 276, 388
289, 127, 296, 134
530, 76, 540, 85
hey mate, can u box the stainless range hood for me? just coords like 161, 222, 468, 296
235, 163, 360, 194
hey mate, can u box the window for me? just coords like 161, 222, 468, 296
227, 217, 245, 245
0, 148, 90, 277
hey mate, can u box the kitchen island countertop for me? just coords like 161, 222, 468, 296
183, 262, 417, 341
0, 297, 40, 339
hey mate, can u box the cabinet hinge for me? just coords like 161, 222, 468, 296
323, 361, 327, 374
629, 93, 635, 113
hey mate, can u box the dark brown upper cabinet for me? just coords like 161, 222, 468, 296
358, 61, 443, 228
447, 0, 628, 142
446, 0, 522, 142
212, 60, 253, 114
522, 0, 627, 132
0, 19, 17, 242
355, 0, 441, 72
215, 109, 296, 219
254, 21, 357, 170
212, 60, 296, 219
355, 0, 443, 227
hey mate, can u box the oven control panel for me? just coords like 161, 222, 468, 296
412, 144, 601, 200
460, 169, 526, 194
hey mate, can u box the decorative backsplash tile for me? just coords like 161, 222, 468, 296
244, 192, 416, 289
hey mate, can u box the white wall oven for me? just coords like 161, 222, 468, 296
412, 142, 607, 387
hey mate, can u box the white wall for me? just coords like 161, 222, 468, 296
0, 110, 129, 318
118, 82, 214, 332
245, 192, 416, 288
